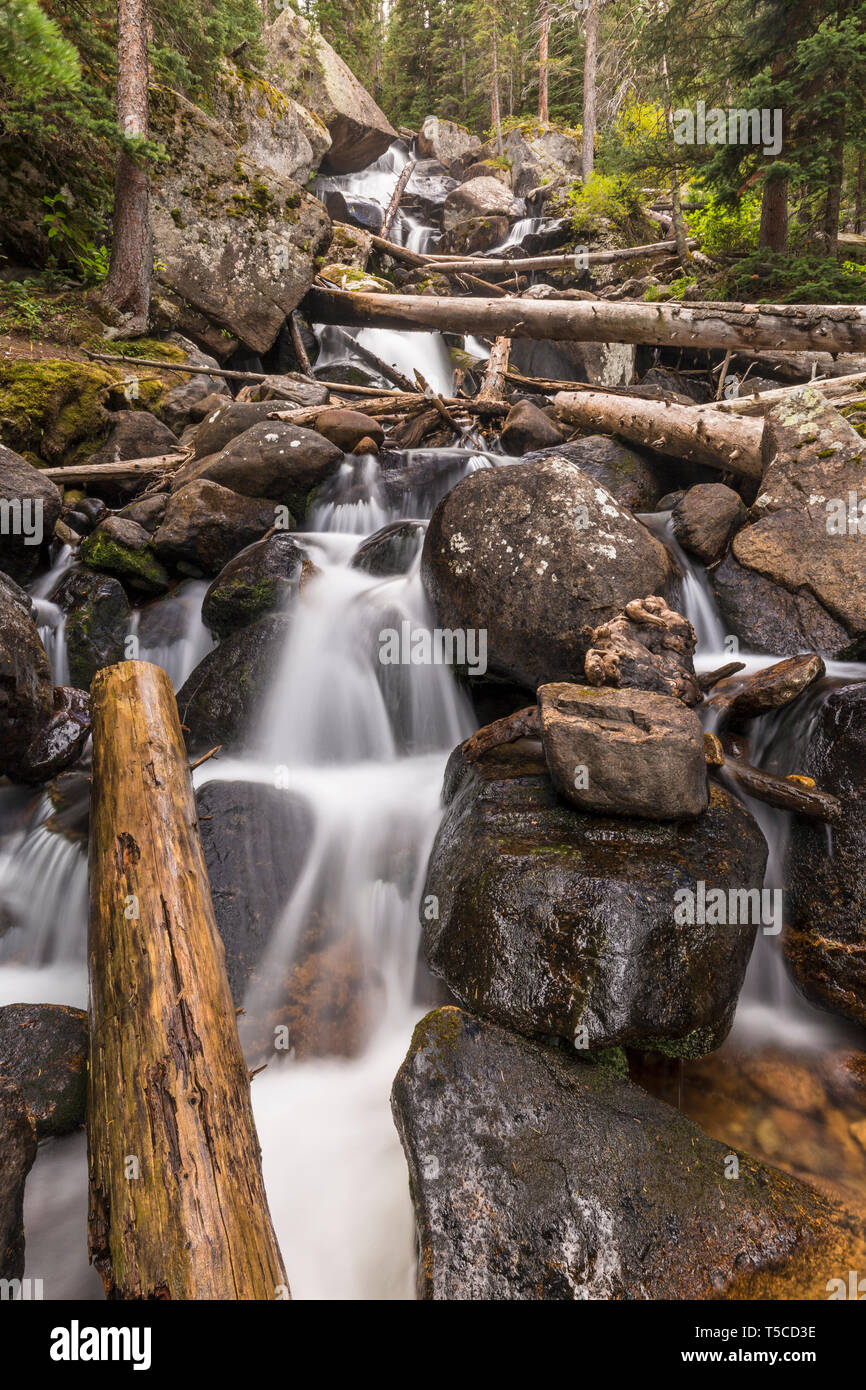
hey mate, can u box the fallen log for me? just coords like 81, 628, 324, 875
702, 654, 826, 725
721, 757, 842, 823
88, 661, 288, 1300
461, 706, 540, 763
554, 390, 764, 478
477, 336, 511, 403
303, 290, 866, 354
380, 160, 416, 242
42, 452, 188, 484
418, 238, 697, 276
695, 369, 866, 415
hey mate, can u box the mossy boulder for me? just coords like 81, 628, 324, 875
57, 569, 131, 689
202, 532, 318, 638
176, 614, 290, 749
212, 60, 332, 186
81, 516, 170, 595
0, 360, 116, 466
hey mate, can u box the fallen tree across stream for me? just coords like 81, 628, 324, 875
88, 661, 288, 1300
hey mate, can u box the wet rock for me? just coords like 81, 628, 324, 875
196, 780, 314, 1002
521, 436, 667, 512
703, 653, 826, 726
65, 496, 108, 537
403, 160, 458, 219
538, 682, 707, 818
84, 409, 179, 490
58, 570, 131, 690
313, 409, 384, 452
0, 572, 53, 773
0, 1080, 37, 1280
461, 160, 512, 187
417, 117, 481, 168
0, 1003, 87, 1137
671, 483, 745, 565
8, 686, 90, 783
722, 392, 866, 658
511, 333, 636, 391
424, 741, 764, 1053
116, 493, 168, 534
192, 399, 299, 459
500, 400, 566, 455
421, 456, 674, 688
442, 177, 523, 230
152, 481, 280, 577
178, 422, 342, 518
711, 551, 853, 659
80, 515, 170, 595
150, 86, 331, 354
392, 1006, 861, 1300
177, 615, 289, 747
159, 342, 230, 433
583, 596, 701, 707
0, 445, 62, 584
202, 532, 317, 637
435, 216, 511, 256
350, 519, 427, 578
785, 682, 866, 1028
265, 11, 395, 173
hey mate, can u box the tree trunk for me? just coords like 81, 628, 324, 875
491, 23, 503, 154
856, 152, 864, 236
554, 390, 764, 477
380, 161, 416, 242
305, 288, 866, 355
538, 0, 550, 124
759, 175, 789, 253
87, 662, 288, 1300
103, 0, 151, 335
821, 124, 845, 257
477, 336, 511, 401
581, 0, 600, 180
415, 238, 696, 276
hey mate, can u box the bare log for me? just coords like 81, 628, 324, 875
289, 311, 314, 376
380, 160, 416, 242
722, 757, 842, 823
87, 661, 288, 1300
418, 238, 697, 276
696, 370, 866, 415
42, 452, 188, 484
303, 290, 866, 354
554, 390, 764, 478
702, 654, 826, 724
461, 706, 541, 763
477, 336, 511, 402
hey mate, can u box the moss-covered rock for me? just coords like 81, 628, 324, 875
0, 360, 116, 466
57, 569, 131, 689
81, 516, 170, 594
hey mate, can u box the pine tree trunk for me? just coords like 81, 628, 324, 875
491, 24, 503, 153
581, 0, 600, 180
103, 0, 151, 335
538, 0, 549, 123
822, 125, 845, 257
759, 175, 788, 253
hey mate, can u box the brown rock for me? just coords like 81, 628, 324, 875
671, 483, 745, 565
314, 408, 385, 451
583, 595, 701, 706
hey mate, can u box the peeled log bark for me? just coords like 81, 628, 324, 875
88, 661, 288, 1300
303, 290, 866, 355
555, 390, 764, 478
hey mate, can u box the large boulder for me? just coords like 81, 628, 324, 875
501, 124, 583, 197
80, 515, 170, 595
442, 176, 524, 230
0, 445, 62, 583
58, 570, 131, 690
214, 60, 332, 185
196, 780, 314, 1002
422, 740, 765, 1054
711, 551, 853, 659
521, 436, 667, 512
202, 532, 317, 638
265, 11, 395, 173
152, 480, 279, 577
0, 572, 53, 774
718, 392, 866, 659
176, 615, 289, 747
391, 1007, 863, 1300
0, 1080, 37, 1280
191, 399, 302, 459
0, 1004, 87, 1137
421, 456, 674, 689
538, 682, 708, 818
416, 117, 482, 168
177, 422, 342, 517
785, 682, 866, 1027
150, 85, 331, 354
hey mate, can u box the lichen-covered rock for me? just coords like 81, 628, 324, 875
416, 117, 481, 168
192, 399, 310, 459
265, 11, 395, 173
0, 1004, 87, 1137
423, 740, 764, 1053
442, 176, 524, 230
214, 60, 332, 185
0, 1080, 37, 1280
391, 1007, 862, 1300
178, 422, 342, 517
435, 216, 511, 256
785, 682, 866, 1028
176, 615, 289, 747
0, 572, 53, 774
672, 483, 745, 565
150, 85, 331, 354
0, 444, 62, 583
196, 780, 314, 1002
421, 456, 674, 689
81, 515, 170, 594
152, 480, 280, 577
719, 392, 866, 658
521, 436, 667, 512
202, 532, 317, 637
501, 123, 583, 197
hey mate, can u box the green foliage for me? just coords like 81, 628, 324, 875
565, 172, 642, 237
686, 194, 762, 258
722, 251, 866, 305
0, 0, 81, 93
42, 193, 109, 283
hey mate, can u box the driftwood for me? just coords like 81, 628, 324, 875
477, 336, 511, 402
583, 596, 702, 707
721, 757, 842, 823
554, 390, 764, 478
380, 160, 416, 242
419, 238, 697, 277
461, 706, 540, 763
698, 662, 747, 692
330, 326, 415, 392
88, 662, 288, 1299
702, 654, 826, 725
42, 451, 188, 484
696, 369, 866, 416
289, 312, 314, 376
304, 290, 866, 354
